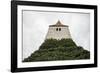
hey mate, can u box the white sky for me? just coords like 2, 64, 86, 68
23, 10, 90, 59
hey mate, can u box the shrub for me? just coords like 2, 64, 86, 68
23, 39, 90, 62
39, 39, 77, 50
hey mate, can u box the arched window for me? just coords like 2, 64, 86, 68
56, 28, 61, 31
59, 28, 61, 31
56, 28, 58, 31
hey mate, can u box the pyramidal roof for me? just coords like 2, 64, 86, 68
49, 20, 68, 27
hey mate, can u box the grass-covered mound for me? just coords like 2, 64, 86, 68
23, 39, 90, 62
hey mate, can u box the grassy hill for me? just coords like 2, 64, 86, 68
23, 39, 90, 62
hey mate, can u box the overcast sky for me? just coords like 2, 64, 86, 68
22, 10, 90, 59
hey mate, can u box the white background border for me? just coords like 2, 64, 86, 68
18, 5, 94, 68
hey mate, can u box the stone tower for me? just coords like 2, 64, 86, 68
46, 20, 71, 40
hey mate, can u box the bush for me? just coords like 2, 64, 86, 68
39, 39, 77, 50
23, 39, 90, 62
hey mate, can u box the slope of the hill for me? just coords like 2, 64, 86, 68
23, 39, 90, 62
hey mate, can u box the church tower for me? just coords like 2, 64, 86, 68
46, 20, 71, 40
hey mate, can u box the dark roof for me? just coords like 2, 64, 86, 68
49, 20, 68, 27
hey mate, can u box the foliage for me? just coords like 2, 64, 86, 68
23, 39, 90, 62
39, 39, 77, 49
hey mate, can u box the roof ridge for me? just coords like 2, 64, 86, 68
49, 20, 68, 27
56, 20, 63, 25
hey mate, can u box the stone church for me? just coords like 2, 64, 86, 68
46, 20, 71, 40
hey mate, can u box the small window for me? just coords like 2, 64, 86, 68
56, 28, 58, 31
59, 28, 61, 31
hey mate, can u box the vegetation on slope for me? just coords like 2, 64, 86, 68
23, 39, 90, 62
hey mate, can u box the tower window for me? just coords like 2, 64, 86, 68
56, 28, 61, 31
59, 28, 61, 31
56, 28, 58, 31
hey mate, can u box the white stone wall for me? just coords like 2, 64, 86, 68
45, 27, 71, 40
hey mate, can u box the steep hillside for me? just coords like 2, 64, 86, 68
23, 39, 90, 62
